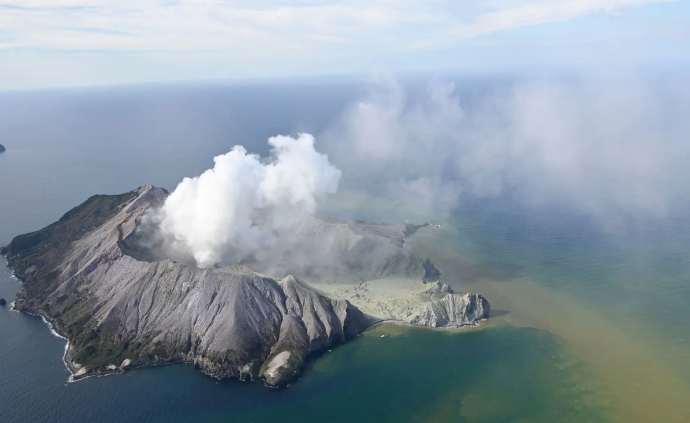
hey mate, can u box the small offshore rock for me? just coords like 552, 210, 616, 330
0, 298, 6, 306
0, 143, 5, 153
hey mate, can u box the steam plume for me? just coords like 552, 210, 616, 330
323, 74, 690, 224
149, 133, 341, 268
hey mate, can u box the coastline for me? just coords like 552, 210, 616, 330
5, 249, 486, 385
11, 301, 78, 382
4, 256, 123, 383
364, 318, 488, 332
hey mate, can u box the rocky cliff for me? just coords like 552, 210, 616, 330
396, 293, 490, 328
3, 186, 369, 387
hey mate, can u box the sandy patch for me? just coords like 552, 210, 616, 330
308, 277, 433, 320
263, 351, 292, 377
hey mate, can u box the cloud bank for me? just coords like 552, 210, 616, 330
324, 73, 690, 224
2, 0, 674, 51
2, 0, 686, 90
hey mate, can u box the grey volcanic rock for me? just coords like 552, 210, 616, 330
397, 293, 490, 328
4, 186, 369, 387
0, 143, 5, 152
245, 216, 440, 284
121, 205, 440, 285
427, 282, 453, 295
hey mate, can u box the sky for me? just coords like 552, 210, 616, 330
0, 0, 689, 90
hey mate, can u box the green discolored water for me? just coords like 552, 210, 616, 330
221, 324, 606, 423
1, 263, 607, 423
324, 191, 690, 423
402, 211, 690, 423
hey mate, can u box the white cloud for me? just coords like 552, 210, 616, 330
0, 0, 675, 52
0, 0, 684, 89
149, 133, 341, 268
440, 0, 676, 41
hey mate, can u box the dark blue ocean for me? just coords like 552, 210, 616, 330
1, 80, 689, 423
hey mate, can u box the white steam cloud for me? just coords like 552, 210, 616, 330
137, 73, 690, 269
149, 133, 341, 268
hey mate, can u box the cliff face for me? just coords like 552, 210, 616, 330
396, 293, 490, 328
4, 186, 369, 387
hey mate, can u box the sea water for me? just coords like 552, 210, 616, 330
1, 81, 689, 423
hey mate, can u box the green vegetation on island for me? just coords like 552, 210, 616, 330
2, 190, 138, 306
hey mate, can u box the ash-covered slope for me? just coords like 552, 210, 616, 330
244, 216, 440, 284
3, 186, 368, 386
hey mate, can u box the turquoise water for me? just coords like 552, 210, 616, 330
1, 83, 690, 422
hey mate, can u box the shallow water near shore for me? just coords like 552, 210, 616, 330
2, 83, 690, 422
404, 212, 690, 423
1, 263, 606, 423
323, 191, 690, 423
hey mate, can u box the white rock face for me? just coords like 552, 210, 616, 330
262, 351, 293, 384
397, 293, 490, 328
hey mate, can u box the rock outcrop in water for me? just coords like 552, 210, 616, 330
0, 143, 5, 152
397, 293, 490, 328
2, 186, 371, 386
